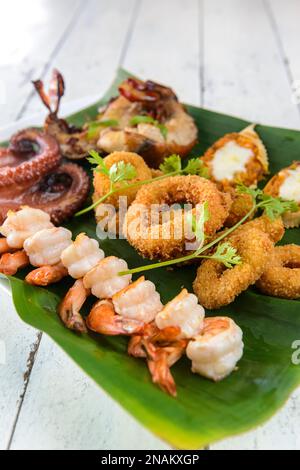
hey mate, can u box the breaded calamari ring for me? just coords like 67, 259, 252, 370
193, 227, 274, 309
93, 151, 153, 232
124, 175, 232, 260
264, 162, 300, 228
201, 124, 268, 188
256, 244, 300, 299
223, 187, 255, 227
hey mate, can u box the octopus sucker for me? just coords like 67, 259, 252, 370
0, 128, 60, 187
201, 124, 268, 188
264, 161, 300, 227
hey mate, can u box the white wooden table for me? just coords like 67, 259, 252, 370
1, 0, 300, 450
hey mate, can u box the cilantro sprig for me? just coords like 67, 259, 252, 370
120, 183, 297, 276
129, 115, 168, 140
76, 153, 209, 216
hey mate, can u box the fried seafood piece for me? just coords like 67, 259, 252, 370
83, 256, 132, 298
61, 233, 105, 279
112, 276, 163, 324
186, 317, 244, 381
24, 227, 72, 267
0, 207, 53, 250
223, 188, 254, 227
93, 151, 153, 232
155, 289, 205, 339
201, 124, 268, 188
97, 77, 198, 168
264, 162, 300, 227
193, 227, 274, 309
124, 175, 232, 260
256, 244, 300, 299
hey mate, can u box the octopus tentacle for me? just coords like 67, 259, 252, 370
0, 162, 89, 225
0, 128, 60, 187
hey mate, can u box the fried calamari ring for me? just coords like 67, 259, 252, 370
193, 227, 274, 309
93, 151, 153, 232
201, 124, 268, 188
223, 187, 254, 227
256, 245, 300, 299
264, 162, 300, 228
125, 175, 232, 260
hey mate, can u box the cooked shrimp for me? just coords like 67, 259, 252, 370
24, 227, 72, 267
201, 124, 268, 188
112, 276, 163, 324
86, 299, 144, 336
186, 316, 244, 381
57, 279, 89, 332
155, 289, 205, 339
83, 256, 131, 299
0, 238, 11, 255
61, 233, 105, 279
0, 207, 53, 249
128, 322, 187, 396
0, 250, 29, 275
25, 262, 68, 286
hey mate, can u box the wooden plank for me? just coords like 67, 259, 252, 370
266, 0, 300, 114
202, 0, 299, 127
9, 0, 201, 450
0, 0, 83, 126
24, 0, 138, 117
0, 0, 84, 450
204, 0, 300, 450
123, 0, 201, 105
9, 336, 169, 450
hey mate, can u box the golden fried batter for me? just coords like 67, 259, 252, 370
201, 124, 268, 188
193, 227, 274, 309
125, 175, 232, 260
256, 244, 300, 299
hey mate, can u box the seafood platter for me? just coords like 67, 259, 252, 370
1, 68, 300, 448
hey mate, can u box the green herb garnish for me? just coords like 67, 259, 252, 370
87, 119, 119, 139
129, 115, 168, 140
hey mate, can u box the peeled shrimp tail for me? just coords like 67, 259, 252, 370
0, 250, 29, 275
86, 299, 144, 336
57, 279, 89, 333
25, 263, 68, 286
0, 238, 11, 255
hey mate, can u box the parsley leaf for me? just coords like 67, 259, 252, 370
183, 158, 210, 178
159, 154, 182, 174
87, 119, 119, 139
187, 201, 210, 248
109, 161, 137, 185
87, 150, 109, 176
210, 242, 242, 268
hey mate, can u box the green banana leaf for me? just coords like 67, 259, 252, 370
3, 68, 300, 449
